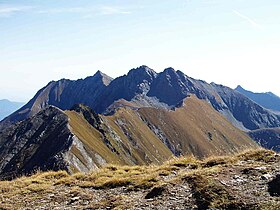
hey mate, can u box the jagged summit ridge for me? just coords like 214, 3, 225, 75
1, 66, 280, 131
128, 65, 158, 79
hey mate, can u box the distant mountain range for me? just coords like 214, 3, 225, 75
0, 66, 279, 179
235, 85, 280, 113
0, 99, 24, 121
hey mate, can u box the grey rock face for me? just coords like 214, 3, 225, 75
93, 65, 158, 113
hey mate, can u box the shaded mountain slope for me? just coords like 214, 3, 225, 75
236, 85, 280, 112
0, 106, 73, 180
248, 128, 280, 152
213, 84, 280, 130
0, 99, 24, 121
1, 66, 280, 132
0, 95, 258, 179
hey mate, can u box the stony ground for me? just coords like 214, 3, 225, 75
0, 149, 279, 210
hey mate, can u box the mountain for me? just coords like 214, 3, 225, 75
0, 71, 112, 130
234, 86, 280, 151
2, 65, 280, 179
235, 85, 280, 113
248, 128, 280, 152
1, 66, 280, 132
0, 96, 258, 179
0, 99, 24, 121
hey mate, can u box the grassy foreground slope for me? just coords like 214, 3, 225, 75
0, 149, 279, 209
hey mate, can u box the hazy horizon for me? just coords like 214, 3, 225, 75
1, 0, 280, 102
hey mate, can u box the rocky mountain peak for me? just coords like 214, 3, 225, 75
127, 65, 157, 82
70, 104, 102, 129
160, 67, 184, 84
91, 70, 113, 86
163, 67, 176, 73
235, 85, 245, 92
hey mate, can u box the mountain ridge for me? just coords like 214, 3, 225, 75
1, 66, 280, 132
235, 85, 280, 113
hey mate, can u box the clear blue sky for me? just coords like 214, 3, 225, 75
1, 0, 280, 102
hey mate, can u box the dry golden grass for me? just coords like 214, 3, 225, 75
237, 148, 276, 162
0, 148, 276, 203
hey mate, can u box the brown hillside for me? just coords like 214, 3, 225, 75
138, 95, 259, 158
65, 95, 258, 173
65, 109, 173, 172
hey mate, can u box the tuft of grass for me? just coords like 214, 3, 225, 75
55, 176, 76, 186
34, 170, 69, 180
202, 156, 235, 168
237, 149, 276, 163
25, 183, 52, 193
165, 156, 200, 169
94, 177, 133, 189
